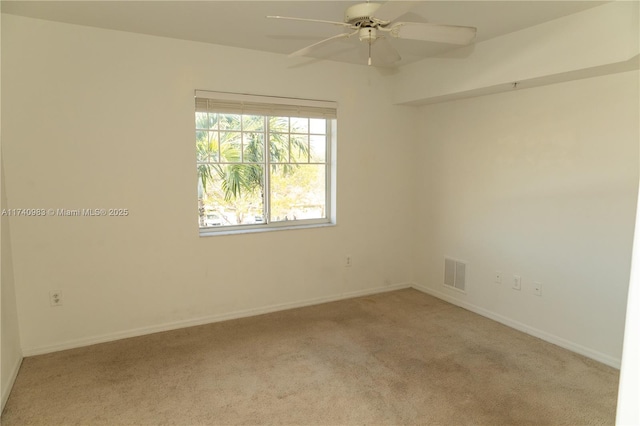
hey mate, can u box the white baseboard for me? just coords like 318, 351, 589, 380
1, 353, 23, 414
22, 282, 619, 369
411, 283, 621, 369
22, 282, 412, 357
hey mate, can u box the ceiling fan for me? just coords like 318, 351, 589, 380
268, 1, 477, 66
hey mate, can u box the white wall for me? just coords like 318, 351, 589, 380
414, 71, 639, 367
617, 179, 640, 424
1, 13, 24, 411
1, 161, 23, 411
1, 14, 417, 354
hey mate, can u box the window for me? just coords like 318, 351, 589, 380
195, 91, 336, 234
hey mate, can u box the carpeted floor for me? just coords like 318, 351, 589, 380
2, 289, 618, 425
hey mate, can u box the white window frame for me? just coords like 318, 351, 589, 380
195, 90, 337, 236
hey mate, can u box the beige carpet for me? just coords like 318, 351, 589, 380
2, 289, 618, 425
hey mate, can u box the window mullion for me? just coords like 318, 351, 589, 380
325, 119, 331, 221
264, 115, 271, 224
240, 114, 244, 163
307, 119, 311, 164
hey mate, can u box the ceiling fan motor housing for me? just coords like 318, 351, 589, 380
345, 3, 383, 26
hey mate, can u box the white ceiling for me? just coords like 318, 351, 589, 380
1, 0, 606, 67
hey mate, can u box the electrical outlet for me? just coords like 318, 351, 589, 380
345, 255, 352, 267
512, 275, 521, 291
50, 291, 63, 307
533, 281, 542, 296
495, 271, 502, 284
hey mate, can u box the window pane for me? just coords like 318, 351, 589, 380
219, 114, 241, 130
196, 132, 219, 162
198, 164, 265, 227
291, 117, 308, 133
242, 115, 264, 132
208, 113, 218, 130
219, 132, 241, 163
270, 164, 326, 222
309, 118, 326, 134
208, 132, 219, 162
196, 130, 208, 162
196, 112, 209, 130
309, 135, 326, 163
270, 133, 289, 163
290, 135, 309, 163
197, 164, 213, 200
243, 133, 264, 162
270, 116, 289, 133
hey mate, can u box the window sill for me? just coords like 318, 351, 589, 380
199, 222, 336, 237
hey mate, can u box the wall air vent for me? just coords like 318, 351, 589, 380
444, 257, 467, 292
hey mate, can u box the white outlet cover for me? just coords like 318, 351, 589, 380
512, 275, 521, 290
50, 291, 63, 306
533, 281, 542, 296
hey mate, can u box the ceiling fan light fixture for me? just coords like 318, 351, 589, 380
358, 27, 378, 42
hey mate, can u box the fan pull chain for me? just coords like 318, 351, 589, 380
368, 28, 372, 66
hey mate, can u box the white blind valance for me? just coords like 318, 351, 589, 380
195, 90, 337, 119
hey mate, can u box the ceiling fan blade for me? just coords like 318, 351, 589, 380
374, 37, 401, 64
370, 0, 416, 23
267, 15, 353, 28
289, 30, 358, 58
390, 22, 477, 45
